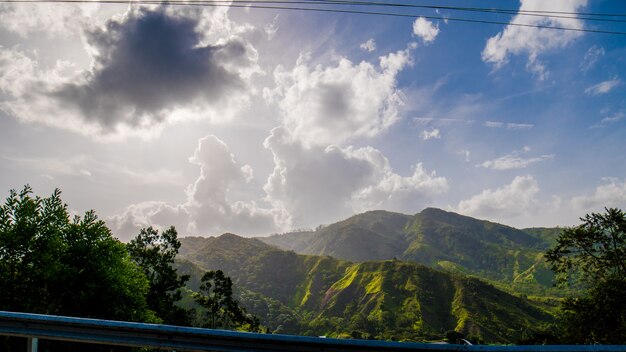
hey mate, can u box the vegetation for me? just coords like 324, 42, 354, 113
0, 186, 154, 322
545, 208, 626, 344
262, 208, 560, 296
3, 185, 626, 346
178, 234, 554, 343
194, 270, 260, 331
127, 226, 192, 325
0, 186, 156, 351
0, 186, 259, 351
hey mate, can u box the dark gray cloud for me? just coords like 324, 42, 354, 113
53, 8, 250, 131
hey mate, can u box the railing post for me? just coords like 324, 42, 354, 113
26, 337, 38, 352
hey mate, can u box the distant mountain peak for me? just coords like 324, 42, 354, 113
217, 232, 244, 239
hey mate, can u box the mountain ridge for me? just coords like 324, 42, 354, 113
260, 207, 557, 291
177, 230, 555, 343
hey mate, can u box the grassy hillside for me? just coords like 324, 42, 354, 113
177, 234, 554, 343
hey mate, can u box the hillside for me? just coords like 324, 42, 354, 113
177, 234, 554, 343
261, 208, 558, 292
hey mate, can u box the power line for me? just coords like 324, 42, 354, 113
300, 0, 626, 18
3, 0, 626, 35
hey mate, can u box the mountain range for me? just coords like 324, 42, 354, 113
260, 208, 561, 292
175, 208, 563, 343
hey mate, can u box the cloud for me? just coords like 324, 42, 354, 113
108, 135, 282, 241
109, 129, 448, 239
478, 147, 553, 170
412, 17, 439, 43
264, 14, 280, 40
263, 127, 448, 228
420, 128, 441, 140
407, 82, 486, 129
108, 201, 192, 242
483, 121, 534, 130
0, 2, 98, 37
1, 153, 185, 186
482, 0, 587, 79
590, 110, 625, 128
580, 45, 605, 73
584, 78, 621, 96
414, 117, 474, 126
457, 175, 540, 220
360, 38, 377, 52
266, 48, 411, 146
571, 178, 626, 212
184, 135, 281, 235
0, 7, 259, 139
601, 111, 625, 124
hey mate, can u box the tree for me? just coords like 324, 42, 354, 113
194, 270, 260, 331
545, 207, 626, 344
127, 226, 191, 325
0, 185, 154, 321
0, 185, 156, 351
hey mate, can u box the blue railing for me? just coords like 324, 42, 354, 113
0, 311, 625, 352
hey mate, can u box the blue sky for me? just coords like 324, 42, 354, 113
0, 0, 625, 240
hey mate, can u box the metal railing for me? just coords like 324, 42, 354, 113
1, 311, 625, 352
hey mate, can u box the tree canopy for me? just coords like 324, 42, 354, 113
128, 226, 191, 325
194, 270, 260, 331
0, 185, 155, 322
545, 207, 626, 344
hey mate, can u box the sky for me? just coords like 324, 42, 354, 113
0, 0, 625, 241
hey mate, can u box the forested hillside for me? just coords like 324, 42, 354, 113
177, 233, 554, 343
261, 208, 560, 294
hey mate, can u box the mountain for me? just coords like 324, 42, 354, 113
177, 233, 554, 343
261, 208, 558, 292
317, 260, 552, 342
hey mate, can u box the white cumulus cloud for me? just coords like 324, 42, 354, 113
412, 17, 439, 43
571, 178, 626, 212
420, 128, 441, 140
482, 0, 587, 79
360, 38, 377, 52
108, 135, 283, 240
263, 127, 448, 229
457, 175, 540, 220
266, 48, 411, 146
0, 2, 98, 37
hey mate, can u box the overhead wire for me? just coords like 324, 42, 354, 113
2, 0, 626, 35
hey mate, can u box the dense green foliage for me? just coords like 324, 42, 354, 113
194, 270, 260, 331
545, 208, 626, 344
0, 186, 258, 351
178, 233, 554, 343
0, 186, 157, 351
0, 186, 154, 322
128, 226, 191, 325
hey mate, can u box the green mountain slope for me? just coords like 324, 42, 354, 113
260, 208, 559, 292
178, 234, 554, 343
263, 210, 411, 261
